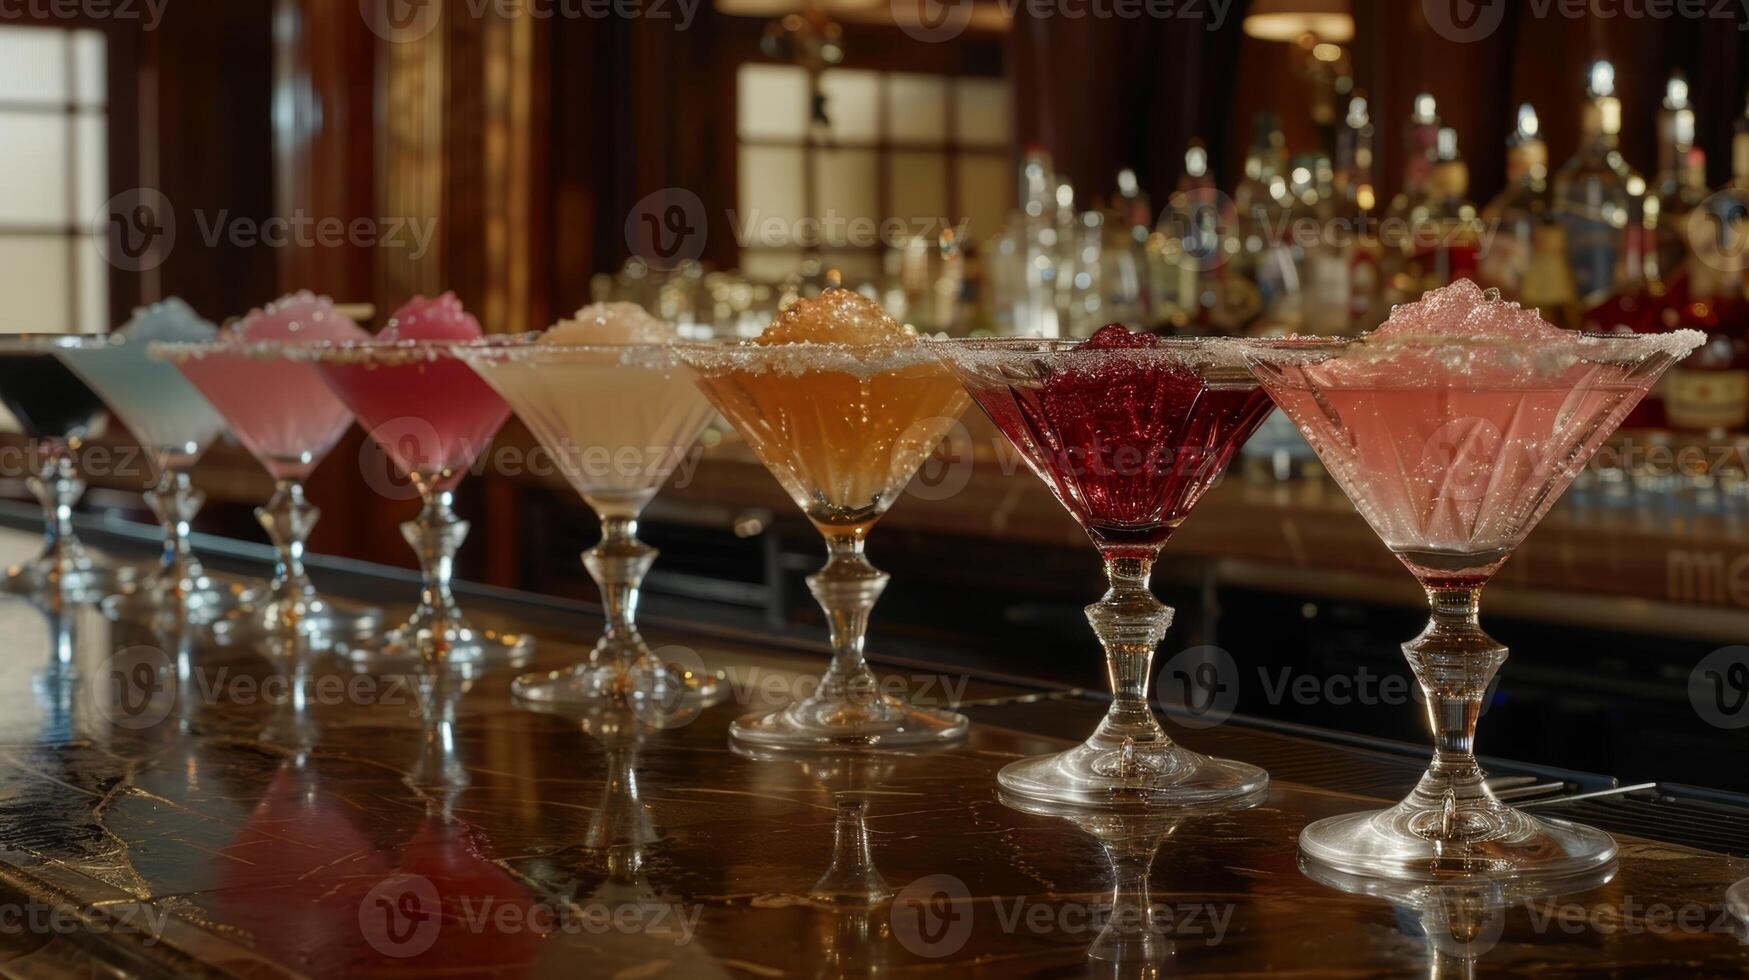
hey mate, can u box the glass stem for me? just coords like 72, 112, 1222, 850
1089, 840, 1166, 964
812, 798, 890, 904
807, 532, 888, 705
582, 513, 657, 668
403, 490, 466, 627
27, 441, 88, 573
146, 466, 205, 589
1402, 586, 1510, 819
1086, 556, 1174, 758
255, 480, 319, 604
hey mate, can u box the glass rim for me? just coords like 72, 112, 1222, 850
0, 333, 112, 353
1238, 329, 1708, 366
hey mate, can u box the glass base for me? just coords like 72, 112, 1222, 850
4, 554, 113, 601
730, 691, 968, 749
1299, 798, 1618, 880
511, 654, 723, 709
105, 569, 248, 625
998, 737, 1268, 808
340, 620, 532, 673
209, 591, 382, 645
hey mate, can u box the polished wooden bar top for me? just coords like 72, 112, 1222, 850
0, 521, 1744, 978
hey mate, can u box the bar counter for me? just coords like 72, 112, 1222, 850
0, 514, 1745, 977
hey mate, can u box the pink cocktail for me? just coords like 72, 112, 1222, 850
304, 294, 528, 667
940, 327, 1274, 806
150, 292, 380, 641
1246, 280, 1704, 879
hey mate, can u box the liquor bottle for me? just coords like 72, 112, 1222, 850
1554, 61, 1640, 307
1479, 104, 1551, 300
1106, 168, 1151, 327
1159, 141, 1253, 333
1232, 113, 1296, 330
1384, 94, 1443, 305
1300, 95, 1380, 334
1649, 73, 1708, 287
1427, 127, 1481, 284
1664, 102, 1749, 436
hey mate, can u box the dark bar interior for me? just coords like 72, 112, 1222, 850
0, 0, 1745, 975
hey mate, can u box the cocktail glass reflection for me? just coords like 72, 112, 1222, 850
684, 291, 970, 748
1301, 855, 1614, 972
149, 292, 380, 641
57, 300, 240, 622
1245, 280, 1702, 879
459, 336, 718, 706
0, 335, 114, 598
302, 321, 530, 668
939, 330, 1273, 806
1001, 789, 1262, 971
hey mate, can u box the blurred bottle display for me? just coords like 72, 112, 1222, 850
584, 60, 1749, 452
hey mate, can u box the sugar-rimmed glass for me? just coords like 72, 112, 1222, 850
148, 338, 380, 641
458, 339, 720, 707
683, 339, 970, 748
1245, 326, 1703, 879
289, 336, 532, 667
938, 336, 1274, 805
56, 332, 241, 621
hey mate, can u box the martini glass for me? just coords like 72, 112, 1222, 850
301, 338, 530, 667
684, 340, 971, 747
938, 332, 1274, 805
458, 342, 720, 706
1244, 308, 1703, 878
0, 336, 113, 598
149, 338, 379, 641
56, 317, 238, 622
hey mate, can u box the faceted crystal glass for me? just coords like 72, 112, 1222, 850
459, 342, 719, 707
150, 340, 379, 641
0, 336, 114, 599
940, 337, 1273, 806
1246, 329, 1702, 878
56, 334, 240, 621
302, 338, 530, 668
684, 340, 971, 748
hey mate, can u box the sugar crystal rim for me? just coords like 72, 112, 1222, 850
1236, 329, 1709, 367
932, 335, 1264, 371
677, 338, 953, 376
